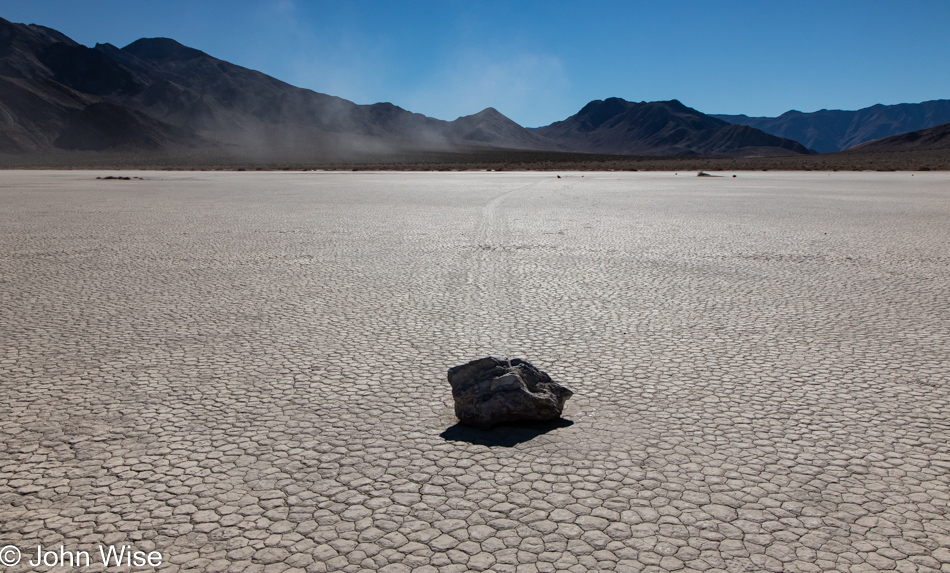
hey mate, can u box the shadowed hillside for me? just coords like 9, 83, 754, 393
0, 17, 560, 156
1, 17, 819, 162
846, 121, 950, 153
536, 98, 811, 157
714, 100, 950, 153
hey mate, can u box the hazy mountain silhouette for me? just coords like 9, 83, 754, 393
713, 100, 950, 153
535, 98, 811, 157
447, 107, 563, 150
0, 17, 563, 156
0, 16, 817, 160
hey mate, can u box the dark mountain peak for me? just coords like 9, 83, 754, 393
449, 107, 511, 126
24, 23, 78, 46
92, 42, 128, 62
445, 107, 558, 149
0, 17, 79, 48
471, 107, 504, 118
368, 102, 402, 112
575, 99, 603, 114
573, 97, 628, 111
576, 98, 697, 118
455, 107, 517, 126
572, 98, 723, 130
453, 107, 522, 129
664, 98, 689, 111
573, 98, 632, 129
122, 38, 207, 62
1, 17, 76, 52
536, 97, 809, 157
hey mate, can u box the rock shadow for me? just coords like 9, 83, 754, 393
440, 418, 574, 448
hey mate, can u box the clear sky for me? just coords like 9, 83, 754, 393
2, 0, 948, 127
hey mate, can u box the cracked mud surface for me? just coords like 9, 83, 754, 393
1, 170, 948, 572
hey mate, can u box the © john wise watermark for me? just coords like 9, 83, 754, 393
0, 544, 162, 569
0, 546, 20, 567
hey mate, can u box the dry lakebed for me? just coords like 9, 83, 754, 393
1, 170, 948, 572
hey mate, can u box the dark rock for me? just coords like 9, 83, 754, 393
447, 357, 573, 429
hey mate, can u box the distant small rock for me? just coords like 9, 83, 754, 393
697, 171, 722, 177
447, 357, 573, 429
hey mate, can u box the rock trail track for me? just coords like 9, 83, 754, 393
0, 170, 948, 573
466, 177, 546, 353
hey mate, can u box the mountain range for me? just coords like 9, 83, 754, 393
846, 120, 950, 154
713, 100, 950, 153
534, 98, 810, 157
0, 17, 813, 160
1, 16, 947, 163
0, 17, 558, 157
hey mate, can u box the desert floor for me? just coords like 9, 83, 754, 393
1, 171, 948, 573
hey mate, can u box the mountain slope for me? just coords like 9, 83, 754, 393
108, 38, 564, 151
713, 100, 950, 153
1, 16, 814, 159
446, 107, 563, 150
846, 121, 950, 153
0, 18, 207, 153
536, 98, 811, 157
0, 17, 561, 155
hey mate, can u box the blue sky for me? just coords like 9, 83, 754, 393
2, 1, 948, 127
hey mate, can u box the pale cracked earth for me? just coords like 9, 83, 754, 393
1, 170, 949, 573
